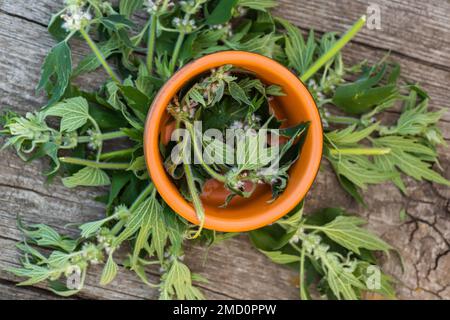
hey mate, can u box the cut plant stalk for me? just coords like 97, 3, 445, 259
329, 148, 391, 156
59, 157, 130, 170
79, 28, 121, 84
146, 15, 158, 74
301, 15, 366, 82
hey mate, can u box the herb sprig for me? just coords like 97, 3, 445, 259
1, 0, 448, 300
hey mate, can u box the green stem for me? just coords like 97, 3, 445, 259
77, 131, 127, 143
130, 184, 155, 212
79, 28, 121, 84
329, 147, 391, 156
86, 115, 103, 162
111, 220, 126, 236
59, 157, 130, 170
325, 115, 360, 125
301, 16, 366, 82
169, 31, 186, 74
146, 15, 158, 74
184, 160, 205, 238
299, 245, 309, 300
99, 148, 135, 160
185, 122, 227, 183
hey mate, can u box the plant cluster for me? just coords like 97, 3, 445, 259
164, 64, 309, 231
1, 0, 448, 300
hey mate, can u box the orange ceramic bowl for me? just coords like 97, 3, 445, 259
144, 51, 322, 232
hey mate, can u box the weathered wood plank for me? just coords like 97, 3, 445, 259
0, 146, 300, 299
3, 0, 450, 69
0, 279, 70, 300
273, 0, 450, 69
1, 2, 449, 124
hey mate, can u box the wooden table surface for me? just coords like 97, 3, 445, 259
0, 0, 449, 300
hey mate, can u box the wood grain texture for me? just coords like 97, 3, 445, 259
0, 0, 449, 300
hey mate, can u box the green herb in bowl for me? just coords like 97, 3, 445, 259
162, 64, 309, 231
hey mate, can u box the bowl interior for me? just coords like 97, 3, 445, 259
144, 51, 322, 232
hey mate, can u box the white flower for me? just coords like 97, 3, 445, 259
61, 7, 91, 32
172, 17, 182, 28
317, 92, 325, 100
235, 181, 245, 190
289, 235, 300, 245
237, 6, 248, 17
229, 121, 244, 130
146, 0, 172, 15
250, 114, 261, 124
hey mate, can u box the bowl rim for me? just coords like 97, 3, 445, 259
144, 51, 323, 232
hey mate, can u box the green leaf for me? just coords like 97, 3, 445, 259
7, 265, 53, 286
37, 41, 72, 106
73, 38, 120, 77
238, 0, 277, 11
79, 215, 115, 238
108, 172, 132, 206
101, 15, 135, 31
373, 136, 450, 187
228, 82, 252, 105
62, 167, 111, 188
326, 123, 379, 146
113, 196, 153, 246
119, 0, 144, 17
100, 254, 118, 285
119, 85, 151, 116
278, 18, 316, 75
249, 224, 296, 251
148, 201, 168, 262
380, 98, 446, 144
332, 64, 399, 114
328, 154, 396, 190
160, 259, 204, 300
206, 0, 239, 26
28, 142, 60, 176
45, 97, 90, 132
48, 13, 69, 42
259, 250, 300, 264
17, 219, 77, 252
318, 216, 392, 255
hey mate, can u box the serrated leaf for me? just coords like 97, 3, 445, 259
373, 136, 450, 187
100, 254, 118, 285
328, 155, 396, 190
332, 64, 399, 114
277, 18, 316, 75
160, 259, 204, 300
228, 82, 252, 105
113, 195, 153, 246
18, 220, 77, 252
45, 97, 90, 132
119, 0, 144, 17
206, 0, 239, 26
318, 216, 392, 255
7, 265, 53, 286
101, 14, 135, 31
73, 38, 120, 77
79, 215, 115, 238
62, 167, 111, 188
37, 41, 72, 106
326, 123, 379, 146
238, 0, 277, 11
48, 13, 69, 42
259, 250, 300, 264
